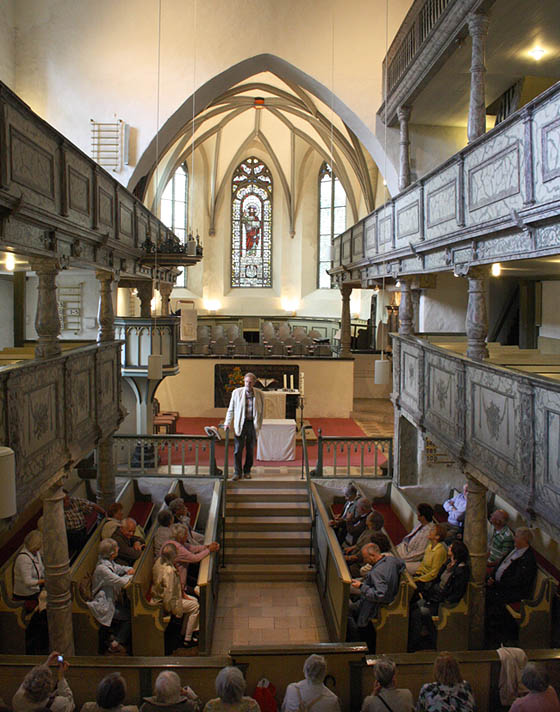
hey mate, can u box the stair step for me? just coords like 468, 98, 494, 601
225, 516, 311, 531
226, 480, 307, 490
226, 502, 309, 517
225, 531, 310, 547
220, 563, 316, 582
228, 489, 308, 502
225, 547, 312, 564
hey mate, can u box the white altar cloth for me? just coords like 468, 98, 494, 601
257, 418, 296, 461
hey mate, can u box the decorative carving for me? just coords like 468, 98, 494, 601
30, 257, 61, 359
467, 12, 490, 143
398, 279, 414, 335
71, 239, 82, 257
541, 116, 560, 183
96, 270, 115, 342
340, 284, 353, 358
483, 397, 505, 441
466, 268, 489, 360
397, 105, 412, 191
427, 179, 457, 227
10, 126, 56, 200
67, 167, 90, 215
396, 200, 419, 239
516, 380, 534, 487
436, 377, 449, 410
468, 143, 520, 211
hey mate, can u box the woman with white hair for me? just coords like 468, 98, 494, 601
282, 655, 340, 712
361, 657, 413, 712
203, 667, 259, 712
508, 663, 560, 712
141, 671, 201, 712
162, 523, 218, 591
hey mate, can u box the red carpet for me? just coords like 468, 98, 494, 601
157, 417, 387, 471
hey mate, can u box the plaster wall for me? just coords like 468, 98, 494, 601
540, 281, 560, 340
0, 276, 14, 349
155, 357, 354, 418
0, 0, 16, 90
418, 271, 468, 333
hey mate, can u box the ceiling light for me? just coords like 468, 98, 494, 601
529, 47, 545, 61
491, 263, 501, 277
5, 254, 15, 272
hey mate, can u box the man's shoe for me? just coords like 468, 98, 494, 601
243, 472, 252, 479
181, 638, 199, 648
232, 473, 240, 481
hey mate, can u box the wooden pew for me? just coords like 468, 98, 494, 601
506, 567, 556, 648
370, 568, 413, 653
432, 582, 474, 651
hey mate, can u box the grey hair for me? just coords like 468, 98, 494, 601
170, 523, 188, 541
374, 657, 396, 688
168, 498, 185, 513
244, 372, 256, 382
356, 498, 372, 515
362, 542, 381, 557
344, 484, 357, 497
303, 654, 327, 683
515, 527, 533, 543
122, 517, 137, 528
24, 530, 42, 551
99, 538, 118, 559
215, 666, 245, 704
154, 670, 182, 703
160, 543, 177, 565
521, 662, 549, 693
21, 665, 54, 701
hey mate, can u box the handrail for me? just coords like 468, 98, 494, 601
197, 479, 222, 654
221, 426, 230, 568
301, 425, 315, 569
305, 428, 393, 478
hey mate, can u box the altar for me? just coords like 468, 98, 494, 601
262, 390, 300, 419
257, 419, 297, 461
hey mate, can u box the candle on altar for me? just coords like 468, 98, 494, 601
290, 374, 294, 390
300, 371, 305, 396
283, 374, 287, 389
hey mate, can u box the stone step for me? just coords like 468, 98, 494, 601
226, 502, 309, 517
227, 488, 308, 502
224, 531, 310, 547
226, 479, 308, 490
219, 563, 316, 582
225, 547, 312, 564
225, 516, 311, 531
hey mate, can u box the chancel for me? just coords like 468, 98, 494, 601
1, 0, 560, 708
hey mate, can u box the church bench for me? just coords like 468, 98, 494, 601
431, 581, 473, 651
506, 566, 556, 648
370, 568, 414, 653
117, 479, 155, 531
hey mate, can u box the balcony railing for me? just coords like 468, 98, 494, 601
114, 316, 179, 376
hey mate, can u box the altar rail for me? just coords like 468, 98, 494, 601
0, 341, 122, 508
113, 432, 229, 478
115, 316, 179, 375
392, 334, 560, 536
333, 80, 560, 283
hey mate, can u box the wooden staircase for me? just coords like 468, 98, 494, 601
221, 479, 315, 582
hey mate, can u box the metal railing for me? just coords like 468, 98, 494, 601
113, 430, 229, 478
302, 428, 393, 479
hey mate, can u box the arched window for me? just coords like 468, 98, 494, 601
160, 164, 188, 287
231, 157, 272, 288
318, 162, 346, 289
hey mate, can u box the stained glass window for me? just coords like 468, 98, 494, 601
231, 157, 272, 288
318, 162, 346, 289
160, 164, 188, 287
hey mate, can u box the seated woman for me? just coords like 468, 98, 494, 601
361, 656, 413, 712
282, 654, 340, 712
413, 524, 448, 589
416, 653, 476, 712
80, 672, 138, 712
151, 543, 200, 649
87, 538, 134, 655
344, 512, 384, 572
141, 671, 201, 712
203, 667, 260, 712
13, 529, 48, 654
509, 662, 560, 712
12, 652, 74, 712
408, 540, 470, 651
100, 502, 125, 540
153, 509, 174, 558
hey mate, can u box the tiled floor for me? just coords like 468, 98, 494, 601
211, 582, 330, 653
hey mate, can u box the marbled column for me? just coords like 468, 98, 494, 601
397, 105, 412, 191
158, 282, 173, 316
30, 258, 61, 359
96, 271, 115, 342
467, 12, 490, 143
96, 434, 115, 510
411, 288, 420, 333
137, 282, 153, 318
466, 268, 489, 360
398, 279, 414, 335
340, 284, 353, 358
463, 473, 487, 649
43, 481, 74, 655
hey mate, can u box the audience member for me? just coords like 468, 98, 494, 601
395, 504, 434, 574
154, 509, 174, 558
509, 663, 560, 712
409, 541, 470, 651
282, 654, 340, 712
488, 509, 514, 567
203, 666, 259, 712
361, 657, 413, 712
486, 527, 537, 644
165, 493, 178, 507
100, 503, 125, 540
358, 532, 393, 578
329, 484, 358, 543
413, 524, 448, 586
63, 490, 105, 551
151, 543, 200, 648
443, 484, 468, 532
416, 653, 476, 712
113, 518, 145, 566
80, 672, 138, 712
169, 499, 204, 545
345, 511, 384, 576
344, 498, 373, 546
13, 530, 45, 599
12, 652, 74, 712
164, 523, 219, 590
347, 543, 405, 651
141, 671, 201, 712
87, 538, 133, 655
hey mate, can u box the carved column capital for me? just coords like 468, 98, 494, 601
467, 11, 490, 143
398, 279, 414, 336
96, 270, 116, 342
158, 282, 173, 316
30, 257, 61, 359
340, 284, 353, 358
137, 281, 154, 318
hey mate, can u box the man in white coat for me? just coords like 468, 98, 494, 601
225, 372, 264, 481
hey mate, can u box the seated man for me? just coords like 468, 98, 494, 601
343, 498, 372, 546
395, 503, 434, 575
329, 484, 358, 543
113, 518, 145, 566
63, 490, 105, 552
485, 526, 537, 644
152, 543, 200, 648
344, 511, 384, 577
487, 509, 514, 568
347, 543, 405, 652
443, 484, 468, 534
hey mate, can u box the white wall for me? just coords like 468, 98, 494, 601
419, 272, 468, 333
540, 281, 560, 340
0, 0, 16, 89
0, 276, 14, 349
